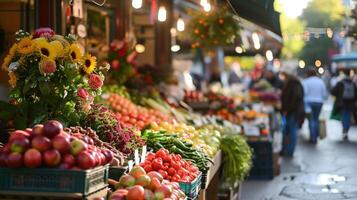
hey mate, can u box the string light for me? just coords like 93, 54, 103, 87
177, 17, 185, 32
235, 46, 243, 54
203, 3, 211, 12
265, 50, 273, 61
171, 45, 181, 52
318, 67, 324, 74
299, 60, 305, 68
158, 6, 167, 22
315, 60, 321, 67
252, 32, 260, 50
132, 0, 142, 9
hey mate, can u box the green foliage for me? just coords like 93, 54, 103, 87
299, 0, 345, 65
280, 15, 305, 59
182, 6, 239, 49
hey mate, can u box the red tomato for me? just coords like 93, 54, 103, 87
171, 161, 180, 170
152, 158, 163, 171
163, 155, 171, 163
162, 148, 170, 155
147, 152, 155, 161
163, 165, 169, 171
167, 176, 172, 181
158, 170, 168, 178
163, 162, 170, 167
144, 165, 152, 172
168, 167, 176, 176
155, 149, 167, 158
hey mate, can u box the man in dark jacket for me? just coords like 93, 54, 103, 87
331, 70, 357, 140
279, 71, 305, 157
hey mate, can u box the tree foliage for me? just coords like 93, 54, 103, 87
299, 0, 345, 66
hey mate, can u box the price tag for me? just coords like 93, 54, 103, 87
243, 123, 260, 136
128, 160, 134, 171
141, 146, 147, 163
134, 149, 140, 165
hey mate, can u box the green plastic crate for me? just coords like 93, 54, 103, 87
179, 172, 202, 199
0, 165, 109, 197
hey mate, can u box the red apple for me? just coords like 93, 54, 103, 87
62, 154, 76, 167
101, 149, 114, 164
24, 148, 42, 168
11, 137, 30, 153
97, 152, 106, 166
70, 139, 88, 156
127, 185, 145, 200
0, 152, 8, 167
52, 134, 70, 154
43, 149, 61, 167
43, 120, 63, 138
25, 128, 32, 135
32, 124, 44, 136
77, 151, 95, 170
6, 152, 23, 168
31, 135, 51, 152
9, 130, 30, 142
59, 163, 72, 169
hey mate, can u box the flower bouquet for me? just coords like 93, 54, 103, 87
107, 39, 138, 85
0, 28, 109, 128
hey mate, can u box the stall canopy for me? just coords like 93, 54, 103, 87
332, 52, 357, 69
227, 0, 282, 36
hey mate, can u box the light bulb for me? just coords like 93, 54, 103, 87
203, 3, 211, 12
158, 6, 167, 22
171, 45, 181, 52
298, 60, 305, 68
177, 18, 185, 32
132, 0, 142, 9
252, 32, 260, 50
265, 50, 273, 61
235, 46, 243, 54
200, 0, 207, 6
135, 44, 145, 53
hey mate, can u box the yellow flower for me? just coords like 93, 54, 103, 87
9, 43, 18, 56
34, 38, 56, 59
17, 37, 34, 54
8, 72, 17, 88
69, 44, 82, 62
1, 54, 12, 71
81, 53, 97, 74
50, 40, 64, 56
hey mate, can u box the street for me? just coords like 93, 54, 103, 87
242, 102, 357, 200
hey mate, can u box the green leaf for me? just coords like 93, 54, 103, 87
39, 81, 51, 96
31, 114, 47, 125
14, 116, 27, 129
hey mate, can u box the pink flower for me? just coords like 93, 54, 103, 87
77, 88, 89, 99
88, 74, 103, 89
126, 51, 138, 64
111, 60, 120, 70
39, 59, 56, 74
33, 27, 55, 38
117, 44, 127, 57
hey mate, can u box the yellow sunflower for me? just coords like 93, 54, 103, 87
81, 53, 97, 74
8, 72, 17, 88
69, 44, 82, 62
17, 37, 34, 54
50, 40, 64, 56
34, 39, 56, 59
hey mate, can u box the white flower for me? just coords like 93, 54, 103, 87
8, 62, 19, 72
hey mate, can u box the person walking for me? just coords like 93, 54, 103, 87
303, 69, 327, 144
331, 70, 357, 140
279, 71, 305, 157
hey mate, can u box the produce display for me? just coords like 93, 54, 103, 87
0, 120, 113, 170
83, 104, 145, 154
139, 148, 200, 182
150, 122, 220, 158
110, 165, 186, 200
142, 129, 211, 172
183, 90, 205, 103
106, 94, 174, 130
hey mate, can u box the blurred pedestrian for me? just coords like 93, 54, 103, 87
279, 71, 305, 157
264, 70, 283, 89
303, 69, 327, 144
331, 70, 357, 140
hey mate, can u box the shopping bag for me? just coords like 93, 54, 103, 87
319, 119, 327, 139
330, 104, 341, 121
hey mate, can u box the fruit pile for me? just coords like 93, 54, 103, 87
110, 166, 186, 200
150, 122, 220, 158
183, 90, 205, 103
106, 94, 174, 130
0, 120, 113, 170
140, 148, 200, 182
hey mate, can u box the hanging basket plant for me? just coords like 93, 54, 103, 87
182, 6, 240, 49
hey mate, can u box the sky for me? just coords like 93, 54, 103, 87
278, 0, 311, 18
